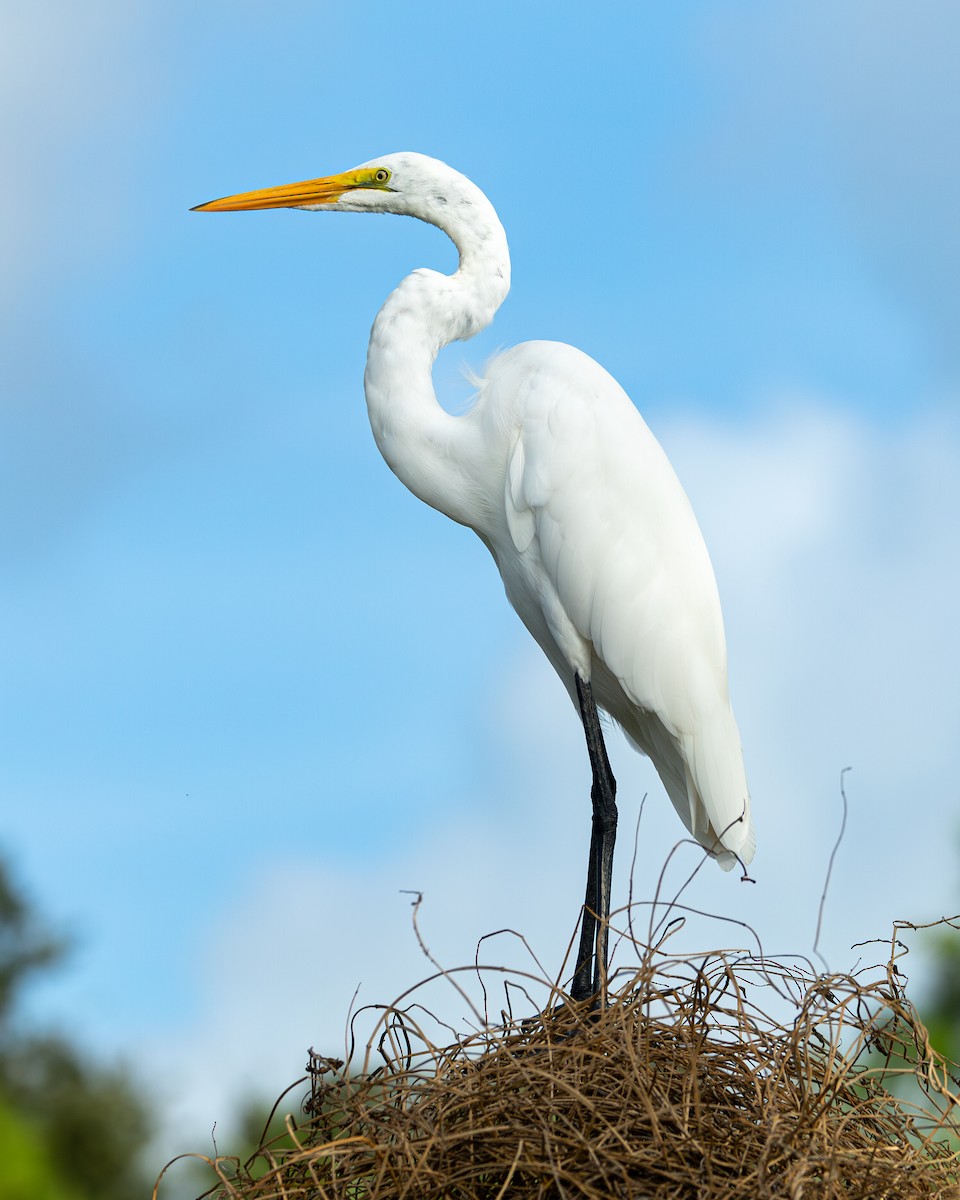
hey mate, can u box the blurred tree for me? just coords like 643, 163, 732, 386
920, 920, 960, 1070
0, 1101, 83, 1200
0, 861, 63, 1022
0, 854, 153, 1200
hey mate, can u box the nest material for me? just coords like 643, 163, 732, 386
163, 913, 960, 1200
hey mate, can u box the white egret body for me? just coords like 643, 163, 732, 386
194, 153, 754, 1000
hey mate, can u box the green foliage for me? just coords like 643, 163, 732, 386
0, 1100, 84, 1200
1, 1034, 152, 1200
923, 924, 960, 1069
0, 854, 153, 1200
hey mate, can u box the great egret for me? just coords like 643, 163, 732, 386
194, 153, 754, 1002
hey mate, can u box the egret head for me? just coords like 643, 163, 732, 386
193, 150, 509, 285
192, 152, 479, 222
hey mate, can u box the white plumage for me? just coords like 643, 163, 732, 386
488, 341, 754, 869
194, 151, 754, 999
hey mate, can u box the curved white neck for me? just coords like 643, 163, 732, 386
363, 197, 511, 528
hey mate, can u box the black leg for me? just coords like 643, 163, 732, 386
571, 674, 618, 1003
571, 809, 600, 1002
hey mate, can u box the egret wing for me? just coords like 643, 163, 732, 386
493, 341, 754, 866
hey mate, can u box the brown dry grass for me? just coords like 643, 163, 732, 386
157, 907, 960, 1200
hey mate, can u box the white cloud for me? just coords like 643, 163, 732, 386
142, 399, 960, 1177
0, 4, 158, 289
697, 2, 960, 378
0, 6, 173, 563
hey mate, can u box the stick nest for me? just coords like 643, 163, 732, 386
163, 914, 960, 1200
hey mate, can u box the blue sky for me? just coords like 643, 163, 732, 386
2, 0, 959, 1183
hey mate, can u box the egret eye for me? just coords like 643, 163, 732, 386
374, 168, 391, 184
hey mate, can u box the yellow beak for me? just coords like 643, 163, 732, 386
191, 170, 362, 213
